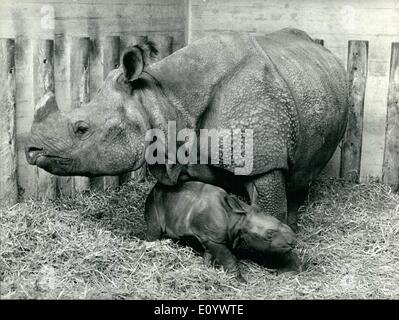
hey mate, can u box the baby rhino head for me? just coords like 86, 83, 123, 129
226, 196, 296, 254
242, 210, 296, 254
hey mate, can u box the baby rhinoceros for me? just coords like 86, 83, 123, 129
144, 181, 296, 282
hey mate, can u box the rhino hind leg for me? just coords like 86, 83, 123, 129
247, 170, 288, 223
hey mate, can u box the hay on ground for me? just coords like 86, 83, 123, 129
1, 177, 398, 299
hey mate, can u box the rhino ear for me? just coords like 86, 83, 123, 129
165, 163, 182, 185
121, 46, 144, 82
147, 163, 182, 186
34, 91, 59, 123
225, 195, 249, 215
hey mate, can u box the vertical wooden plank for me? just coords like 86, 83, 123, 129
103, 36, 120, 76
55, 35, 74, 196
70, 37, 91, 194
88, 37, 103, 104
185, 0, 192, 45
15, 37, 34, 199
102, 36, 120, 189
316, 38, 341, 180
88, 36, 104, 192
0, 39, 18, 205
382, 43, 399, 191
32, 39, 57, 199
340, 40, 368, 182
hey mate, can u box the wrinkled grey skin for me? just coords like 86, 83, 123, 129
145, 181, 296, 282
25, 28, 348, 230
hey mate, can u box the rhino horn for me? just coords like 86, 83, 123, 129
33, 91, 59, 123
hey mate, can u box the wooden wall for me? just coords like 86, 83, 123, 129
2, 0, 399, 203
0, 0, 186, 200
188, 0, 399, 182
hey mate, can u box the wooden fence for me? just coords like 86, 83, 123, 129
1, 36, 399, 205
0, 34, 173, 205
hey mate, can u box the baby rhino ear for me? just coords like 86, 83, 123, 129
250, 204, 263, 213
225, 195, 249, 215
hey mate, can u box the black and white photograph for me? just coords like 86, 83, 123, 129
0, 0, 398, 305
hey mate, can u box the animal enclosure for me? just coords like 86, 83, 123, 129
2, 0, 399, 302
0, 0, 186, 204
1, 0, 399, 205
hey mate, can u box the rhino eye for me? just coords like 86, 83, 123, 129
73, 121, 90, 139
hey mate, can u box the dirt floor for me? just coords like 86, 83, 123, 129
1, 177, 398, 299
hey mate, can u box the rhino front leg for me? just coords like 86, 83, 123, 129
246, 170, 287, 223
204, 241, 246, 283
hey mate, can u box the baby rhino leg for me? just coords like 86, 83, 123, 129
144, 190, 163, 241
203, 251, 214, 267
203, 241, 246, 283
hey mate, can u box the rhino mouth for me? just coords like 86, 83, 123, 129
35, 154, 72, 166
35, 155, 74, 175
26, 148, 73, 174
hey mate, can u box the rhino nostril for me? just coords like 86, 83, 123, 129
26, 146, 44, 161
28, 146, 43, 151
27, 146, 43, 153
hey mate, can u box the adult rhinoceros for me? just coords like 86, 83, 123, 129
25, 28, 348, 230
